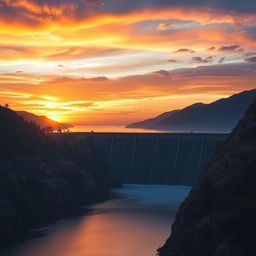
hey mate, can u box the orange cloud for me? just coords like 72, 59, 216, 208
1, 0, 77, 19
0, 2, 255, 34
157, 23, 176, 30
0, 25, 255, 63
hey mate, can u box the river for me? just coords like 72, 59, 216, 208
2, 185, 191, 256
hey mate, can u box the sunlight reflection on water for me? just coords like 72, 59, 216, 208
69, 125, 176, 133
2, 185, 191, 256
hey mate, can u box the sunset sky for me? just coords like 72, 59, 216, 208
0, 0, 256, 125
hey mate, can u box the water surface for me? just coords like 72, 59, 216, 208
2, 185, 191, 256
69, 125, 176, 133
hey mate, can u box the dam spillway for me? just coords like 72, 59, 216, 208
62, 132, 228, 186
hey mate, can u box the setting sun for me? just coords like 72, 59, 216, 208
48, 116, 61, 122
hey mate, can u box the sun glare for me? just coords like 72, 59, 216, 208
49, 116, 61, 122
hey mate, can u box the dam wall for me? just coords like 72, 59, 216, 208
62, 132, 228, 186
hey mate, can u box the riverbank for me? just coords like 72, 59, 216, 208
1, 185, 191, 256
0, 106, 111, 248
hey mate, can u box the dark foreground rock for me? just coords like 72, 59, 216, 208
0, 107, 110, 248
158, 100, 256, 256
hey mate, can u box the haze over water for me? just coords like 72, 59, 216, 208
2, 185, 191, 256
70, 125, 170, 133
69, 125, 225, 134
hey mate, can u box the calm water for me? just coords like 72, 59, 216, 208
69, 125, 179, 133
2, 185, 191, 256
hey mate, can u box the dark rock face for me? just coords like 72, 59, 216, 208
0, 107, 110, 248
158, 100, 256, 256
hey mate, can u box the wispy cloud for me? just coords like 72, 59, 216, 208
244, 56, 256, 63
157, 23, 176, 30
218, 44, 243, 52
191, 56, 214, 64
174, 48, 195, 54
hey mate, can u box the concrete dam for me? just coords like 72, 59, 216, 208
65, 132, 228, 186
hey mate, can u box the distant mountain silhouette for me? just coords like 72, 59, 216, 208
16, 111, 73, 131
126, 89, 256, 132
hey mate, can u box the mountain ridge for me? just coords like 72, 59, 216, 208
16, 111, 73, 131
126, 89, 256, 132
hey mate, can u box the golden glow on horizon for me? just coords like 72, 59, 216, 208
48, 115, 62, 122
1, 71, 255, 125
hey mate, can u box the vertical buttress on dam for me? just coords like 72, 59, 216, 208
69, 132, 227, 186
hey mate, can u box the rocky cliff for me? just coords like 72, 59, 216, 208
158, 100, 256, 256
0, 107, 110, 248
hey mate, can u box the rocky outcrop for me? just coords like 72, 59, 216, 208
158, 100, 256, 256
0, 107, 110, 248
